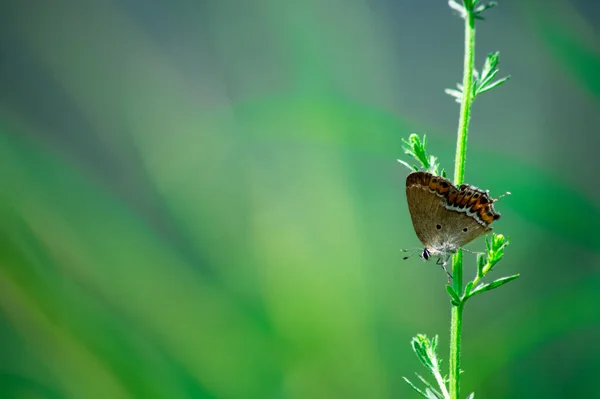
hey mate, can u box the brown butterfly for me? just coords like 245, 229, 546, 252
404, 171, 508, 274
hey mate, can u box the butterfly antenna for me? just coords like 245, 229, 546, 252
492, 191, 511, 202
401, 248, 420, 260
461, 247, 484, 255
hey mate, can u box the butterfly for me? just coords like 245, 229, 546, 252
404, 171, 507, 275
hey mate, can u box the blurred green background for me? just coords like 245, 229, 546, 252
0, 0, 599, 398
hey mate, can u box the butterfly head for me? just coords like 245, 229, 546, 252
421, 245, 457, 260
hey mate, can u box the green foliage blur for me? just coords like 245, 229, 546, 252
0, 1, 599, 398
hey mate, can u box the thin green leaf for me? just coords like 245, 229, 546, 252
445, 88, 463, 99
488, 252, 503, 270
486, 233, 510, 272
401, 135, 427, 171
405, 134, 429, 168
481, 52, 500, 76
428, 155, 436, 167
477, 69, 499, 92
448, 0, 467, 19
427, 156, 441, 175
477, 76, 511, 95
479, 64, 499, 83
426, 388, 442, 399
474, 52, 509, 94
464, 281, 474, 298
446, 285, 461, 305
416, 374, 444, 399
476, 253, 486, 278
474, 1, 497, 16
445, 90, 463, 103
469, 274, 520, 298
411, 335, 435, 371
403, 377, 430, 398
401, 137, 416, 157
430, 335, 439, 353
398, 159, 418, 172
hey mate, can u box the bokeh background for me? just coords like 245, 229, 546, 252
0, 0, 599, 398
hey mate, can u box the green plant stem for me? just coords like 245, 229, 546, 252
449, 9, 476, 399
449, 300, 464, 399
449, 252, 464, 399
453, 15, 476, 186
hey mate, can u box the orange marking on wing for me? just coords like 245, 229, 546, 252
479, 207, 496, 224
467, 196, 481, 209
428, 179, 441, 192
458, 191, 472, 207
470, 201, 484, 213
453, 191, 466, 206
448, 188, 458, 203
429, 180, 451, 196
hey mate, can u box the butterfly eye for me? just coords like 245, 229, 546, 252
463, 227, 468, 232
436, 224, 442, 230
422, 249, 430, 260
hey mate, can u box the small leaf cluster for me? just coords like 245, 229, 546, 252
445, 52, 510, 104
446, 233, 519, 306
404, 335, 476, 399
398, 133, 446, 178
403, 335, 451, 399
448, 0, 497, 21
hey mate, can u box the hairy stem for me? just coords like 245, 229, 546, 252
433, 363, 452, 399
449, 9, 476, 399
449, 300, 464, 399
453, 16, 476, 185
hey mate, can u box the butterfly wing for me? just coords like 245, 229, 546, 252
434, 207, 491, 250
405, 180, 445, 248
406, 172, 493, 253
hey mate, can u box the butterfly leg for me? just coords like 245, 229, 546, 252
436, 256, 453, 282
